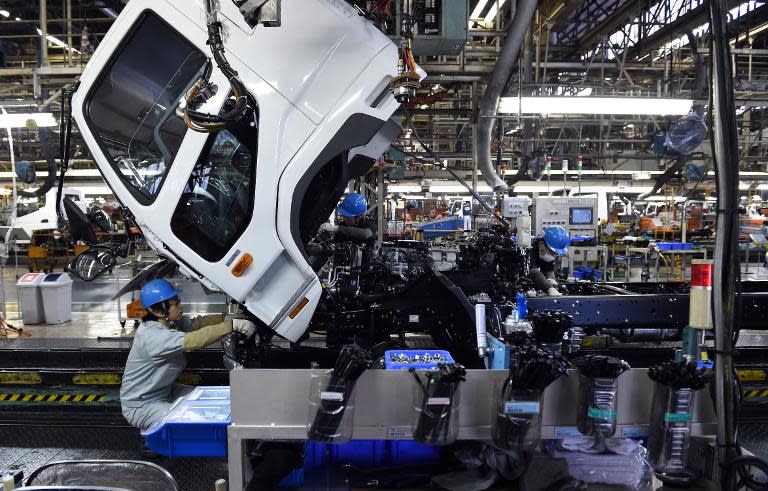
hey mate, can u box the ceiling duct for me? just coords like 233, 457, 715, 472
475, 0, 537, 193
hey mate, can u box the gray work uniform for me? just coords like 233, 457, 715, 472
120, 316, 197, 431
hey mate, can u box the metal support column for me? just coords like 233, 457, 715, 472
66, 0, 73, 66
471, 82, 479, 197
40, 0, 49, 66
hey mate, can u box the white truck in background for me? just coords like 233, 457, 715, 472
2, 187, 86, 243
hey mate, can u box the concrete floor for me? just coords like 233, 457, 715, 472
0, 260, 227, 338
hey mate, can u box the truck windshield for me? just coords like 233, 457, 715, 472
84, 12, 207, 203
16, 197, 43, 218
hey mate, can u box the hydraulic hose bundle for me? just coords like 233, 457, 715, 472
492, 346, 569, 450
411, 362, 466, 445
183, 0, 251, 133
307, 344, 372, 443
572, 355, 630, 438
647, 360, 712, 486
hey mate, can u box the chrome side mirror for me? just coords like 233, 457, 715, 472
66, 248, 116, 282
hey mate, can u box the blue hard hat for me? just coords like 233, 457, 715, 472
543, 226, 570, 255
140, 279, 181, 309
337, 193, 367, 217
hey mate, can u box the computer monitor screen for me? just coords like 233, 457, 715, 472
570, 207, 593, 225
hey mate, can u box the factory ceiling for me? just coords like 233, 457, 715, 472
0, 0, 766, 196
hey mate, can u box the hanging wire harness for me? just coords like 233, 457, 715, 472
389, 0, 420, 103
183, 0, 253, 133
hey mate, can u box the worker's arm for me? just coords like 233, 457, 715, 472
182, 320, 232, 351
538, 259, 556, 280
189, 313, 226, 331
336, 225, 373, 243
529, 269, 554, 292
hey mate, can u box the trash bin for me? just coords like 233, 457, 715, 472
39, 273, 73, 324
16, 272, 46, 324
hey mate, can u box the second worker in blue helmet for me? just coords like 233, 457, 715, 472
317, 192, 377, 246
529, 226, 570, 296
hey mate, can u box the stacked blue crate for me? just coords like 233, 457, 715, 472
142, 386, 230, 458
140, 383, 444, 488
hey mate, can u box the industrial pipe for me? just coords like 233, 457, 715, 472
508, 25, 535, 187
475, 0, 537, 193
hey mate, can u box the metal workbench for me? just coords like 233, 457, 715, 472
227, 368, 717, 491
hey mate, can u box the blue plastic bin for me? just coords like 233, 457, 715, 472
279, 469, 305, 487
573, 267, 602, 281
303, 440, 441, 470
143, 386, 230, 458
414, 217, 462, 239
389, 440, 442, 465
384, 350, 455, 370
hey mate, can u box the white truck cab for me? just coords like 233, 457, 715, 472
71, 0, 411, 341
6, 187, 86, 242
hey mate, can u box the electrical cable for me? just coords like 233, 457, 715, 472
492, 345, 569, 450
307, 344, 372, 442
410, 362, 466, 444
705, 0, 768, 486
183, 0, 251, 132
648, 359, 712, 390
571, 355, 630, 379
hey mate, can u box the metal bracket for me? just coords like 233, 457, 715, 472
233, 0, 280, 27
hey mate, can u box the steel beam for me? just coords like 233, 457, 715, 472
526, 291, 768, 330
575, 0, 643, 53
624, 0, 747, 61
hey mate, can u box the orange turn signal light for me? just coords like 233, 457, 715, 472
231, 253, 253, 277
289, 297, 310, 319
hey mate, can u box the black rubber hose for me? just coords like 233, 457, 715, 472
17, 126, 57, 198
709, 0, 743, 486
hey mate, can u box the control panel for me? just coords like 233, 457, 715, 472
502, 196, 532, 218
534, 197, 598, 238
377, 0, 469, 55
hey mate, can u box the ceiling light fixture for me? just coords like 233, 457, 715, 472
733, 21, 768, 43
35, 28, 81, 54
498, 96, 693, 115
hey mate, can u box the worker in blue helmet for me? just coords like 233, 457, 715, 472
317, 192, 377, 245
529, 226, 570, 296
120, 279, 257, 432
